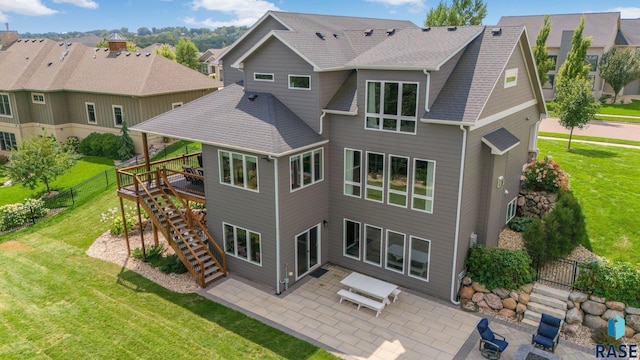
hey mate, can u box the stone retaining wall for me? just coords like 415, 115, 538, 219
517, 190, 557, 218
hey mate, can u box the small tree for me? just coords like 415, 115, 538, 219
154, 44, 176, 61
533, 15, 554, 87
424, 0, 487, 27
126, 41, 137, 53
118, 120, 135, 161
554, 78, 600, 150
95, 39, 108, 48
556, 16, 592, 84
8, 134, 77, 194
599, 47, 640, 102
175, 38, 200, 70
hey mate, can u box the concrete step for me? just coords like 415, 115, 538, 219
530, 292, 568, 311
521, 317, 539, 328
526, 302, 566, 320
533, 283, 570, 302
524, 309, 542, 322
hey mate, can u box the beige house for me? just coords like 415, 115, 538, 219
0, 31, 221, 153
198, 47, 227, 80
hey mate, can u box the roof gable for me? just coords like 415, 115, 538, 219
620, 19, 640, 45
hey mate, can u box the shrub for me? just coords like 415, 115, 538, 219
508, 216, 535, 232
522, 158, 569, 193
64, 136, 80, 153
132, 246, 187, 274
466, 245, 535, 290
100, 204, 139, 235
78, 132, 123, 160
574, 259, 640, 307
0, 154, 9, 165
0, 198, 48, 231
591, 327, 623, 347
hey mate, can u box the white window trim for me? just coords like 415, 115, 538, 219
364, 224, 383, 267
290, 147, 324, 192
504, 68, 518, 88
365, 151, 385, 203
343, 218, 361, 260
385, 230, 406, 274
222, 222, 262, 266
288, 74, 311, 90
254, 72, 274, 82
408, 236, 431, 282
506, 197, 517, 223
218, 150, 259, 192
411, 158, 436, 214
112, 105, 123, 126
85, 102, 96, 124
343, 148, 362, 198
364, 80, 419, 135
31, 92, 45, 104
0, 93, 12, 118
172, 102, 183, 109
387, 154, 409, 208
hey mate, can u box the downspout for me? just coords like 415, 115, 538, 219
423, 69, 431, 112
319, 111, 326, 135
274, 156, 282, 294
451, 124, 468, 305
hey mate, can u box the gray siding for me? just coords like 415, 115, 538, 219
202, 145, 278, 288
319, 71, 353, 109
222, 16, 288, 86
65, 93, 141, 127
428, 51, 463, 110
243, 38, 320, 132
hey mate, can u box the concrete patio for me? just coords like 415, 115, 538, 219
200, 264, 594, 359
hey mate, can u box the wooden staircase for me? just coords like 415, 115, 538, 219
134, 170, 226, 288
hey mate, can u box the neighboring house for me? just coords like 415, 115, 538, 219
131, 11, 546, 302
198, 47, 227, 80
498, 12, 640, 100
63, 34, 104, 48
0, 31, 221, 153
139, 43, 176, 55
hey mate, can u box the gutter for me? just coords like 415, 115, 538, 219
319, 111, 326, 135
274, 157, 282, 294
423, 69, 431, 112
451, 124, 469, 305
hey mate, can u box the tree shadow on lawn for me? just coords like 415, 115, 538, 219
116, 269, 329, 360
569, 148, 617, 158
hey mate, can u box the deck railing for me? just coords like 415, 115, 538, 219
117, 152, 202, 192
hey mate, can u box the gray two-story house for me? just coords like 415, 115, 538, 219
131, 11, 546, 303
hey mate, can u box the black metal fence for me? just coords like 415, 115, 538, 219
530, 252, 580, 289
43, 168, 117, 209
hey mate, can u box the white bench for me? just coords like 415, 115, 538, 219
337, 289, 385, 317
391, 288, 401, 303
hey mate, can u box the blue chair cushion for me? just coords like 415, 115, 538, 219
538, 322, 558, 339
541, 314, 562, 328
533, 334, 554, 348
477, 319, 495, 343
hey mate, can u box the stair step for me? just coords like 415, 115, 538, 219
526, 302, 566, 320
530, 293, 568, 311
533, 283, 570, 301
521, 317, 539, 328
204, 266, 220, 276
204, 271, 224, 285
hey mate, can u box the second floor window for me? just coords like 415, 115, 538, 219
112, 105, 123, 126
86, 103, 96, 123
288, 75, 310, 90
254, 73, 274, 82
365, 81, 418, 134
344, 148, 362, 197
219, 150, 258, 191
32, 93, 45, 104
0, 94, 12, 117
290, 148, 323, 191
586, 55, 598, 72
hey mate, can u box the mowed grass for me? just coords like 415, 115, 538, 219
0, 156, 114, 206
599, 99, 640, 117
0, 190, 337, 359
150, 140, 201, 161
538, 139, 640, 267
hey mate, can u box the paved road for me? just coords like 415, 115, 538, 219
539, 117, 640, 142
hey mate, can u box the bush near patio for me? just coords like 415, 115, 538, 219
522, 158, 570, 193
574, 259, 640, 307
466, 245, 535, 290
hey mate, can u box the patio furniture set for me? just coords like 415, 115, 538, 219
337, 272, 401, 317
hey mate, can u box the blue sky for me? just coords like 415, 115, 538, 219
2, 0, 640, 34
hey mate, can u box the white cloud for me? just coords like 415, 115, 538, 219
52, 0, 99, 9
188, 0, 279, 28
365, 0, 425, 8
0, 0, 58, 16
607, 7, 640, 19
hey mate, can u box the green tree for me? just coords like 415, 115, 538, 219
533, 15, 554, 87
424, 0, 487, 27
126, 41, 137, 53
153, 44, 176, 61
599, 47, 640, 103
554, 78, 600, 150
95, 39, 108, 48
7, 134, 77, 194
118, 121, 135, 161
556, 16, 592, 84
175, 37, 200, 70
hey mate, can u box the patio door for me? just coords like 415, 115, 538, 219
296, 224, 320, 279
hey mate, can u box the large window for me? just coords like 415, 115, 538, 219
506, 197, 517, 223
409, 236, 431, 281
365, 152, 385, 202
365, 81, 418, 134
586, 55, 598, 72
219, 150, 258, 191
31, 93, 45, 104
364, 225, 382, 266
0, 93, 12, 117
0, 131, 17, 151
112, 105, 123, 126
344, 148, 361, 197
387, 155, 409, 207
343, 219, 361, 260
290, 148, 323, 191
412, 159, 435, 213
288, 75, 310, 90
85, 102, 96, 123
385, 230, 406, 273
223, 223, 261, 265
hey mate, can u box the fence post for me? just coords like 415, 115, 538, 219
71, 188, 75, 206
186, 145, 189, 154
105, 170, 109, 187
30, 206, 36, 225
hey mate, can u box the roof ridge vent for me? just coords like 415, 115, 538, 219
47, 62, 53, 66
126, 52, 131, 56
17, 39, 22, 42
422, 27, 431, 32
386, 28, 395, 36
136, 52, 141, 56
39, 39, 44, 42
315, 32, 325, 40
248, 94, 258, 101
31, 39, 36, 42
59, 42, 63, 46
364, 29, 373, 36
145, 52, 150, 57
447, 26, 457, 31
491, 27, 502, 36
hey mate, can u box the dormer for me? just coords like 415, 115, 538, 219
107, 33, 127, 52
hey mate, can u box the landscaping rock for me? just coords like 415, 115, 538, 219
477, 300, 491, 312
472, 282, 489, 293
584, 315, 607, 330
472, 292, 485, 303
462, 276, 472, 286
499, 308, 516, 319
485, 293, 503, 310
563, 323, 580, 337
502, 298, 517, 310
460, 299, 479, 313
509, 291, 519, 302
516, 303, 527, 314
565, 308, 584, 324
625, 326, 636, 338
566, 300, 574, 310
606, 301, 625, 311
626, 306, 640, 316
519, 293, 530, 305
521, 284, 533, 294
582, 300, 607, 316
569, 291, 588, 303
602, 309, 624, 321
492, 288, 510, 299
590, 295, 606, 304
634, 334, 640, 343
626, 314, 640, 332
459, 286, 474, 300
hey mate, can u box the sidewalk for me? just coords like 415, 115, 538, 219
540, 117, 640, 142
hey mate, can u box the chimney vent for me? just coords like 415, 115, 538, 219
386, 29, 395, 36
422, 27, 431, 32
315, 32, 325, 40
447, 26, 457, 31
364, 29, 373, 36
491, 27, 502, 36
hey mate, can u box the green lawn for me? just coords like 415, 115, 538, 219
538, 132, 640, 147
599, 99, 640, 117
538, 139, 640, 267
151, 140, 201, 161
0, 156, 114, 207
0, 190, 336, 359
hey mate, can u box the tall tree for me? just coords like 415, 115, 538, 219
599, 47, 640, 103
554, 78, 600, 150
118, 121, 135, 161
533, 15, 555, 87
556, 16, 592, 83
153, 44, 176, 61
175, 38, 200, 70
8, 134, 77, 194
424, 0, 487, 27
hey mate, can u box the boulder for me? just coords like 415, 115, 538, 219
517, 196, 526, 207
472, 292, 485, 303
634, 333, 640, 343
584, 315, 607, 330
566, 300, 574, 310
569, 291, 588, 303
519, 293, 530, 305
459, 286, 474, 300
521, 284, 533, 294
562, 323, 580, 337
565, 308, 584, 324
509, 291, 519, 302
590, 295, 606, 303
626, 306, 640, 316
498, 308, 516, 319
601, 309, 624, 321
516, 303, 527, 314
472, 282, 490, 293
460, 299, 479, 313
477, 300, 491, 312
485, 293, 504, 310
582, 300, 607, 316
606, 301, 625, 312
492, 288, 510, 299
502, 298, 517, 310
626, 314, 640, 333
625, 326, 636, 338
462, 276, 472, 286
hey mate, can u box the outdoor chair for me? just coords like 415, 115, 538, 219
532, 313, 562, 353
476, 318, 509, 359
182, 164, 203, 184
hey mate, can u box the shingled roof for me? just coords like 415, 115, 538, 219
620, 19, 640, 46
0, 39, 221, 95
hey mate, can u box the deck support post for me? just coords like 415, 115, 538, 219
142, 132, 151, 173
153, 223, 159, 246
119, 197, 131, 255
136, 199, 146, 260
